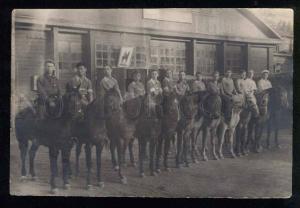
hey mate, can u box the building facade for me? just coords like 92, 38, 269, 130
12, 9, 283, 113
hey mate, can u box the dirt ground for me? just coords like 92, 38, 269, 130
10, 128, 292, 198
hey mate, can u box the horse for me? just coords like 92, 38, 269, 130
199, 92, 222, 161
217, 94, 244, 159
176, 93, 198, 168
246, 89, 271, 153
190, 91, 208, 163
235, 94, 259, 156
104, 88, 138, 184
70, 89, 108, 189
14, 93, 80, 194
156, 91, 180, 172
266, 86, 289, 149
121, 95, 143, 167
135, 93, 163, 177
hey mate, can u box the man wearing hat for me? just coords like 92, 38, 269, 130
36, 60, 61, 119
257, 70, 272, 93
66, 63, 93, 110
162, 69, 176, 96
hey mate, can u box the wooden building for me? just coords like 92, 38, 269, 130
12, 9, 283, 113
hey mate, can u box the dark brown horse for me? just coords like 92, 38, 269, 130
176, 93, 198, 168
156, 91, 180, 172
15, 94, 79, 194
235, 94, 259, 156
247, 89, 270, 153
104, 88, 134, 184
135, 94, 163, 177
199, 93, 222, 161
266, 86, 289, 149
72, 92, 108, 189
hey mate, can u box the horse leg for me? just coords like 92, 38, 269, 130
190, 129, 197, 163
18, 140, 28, 180
121, 139, 128, 167
241, 126, 248, 156
75, 142, 82, 177
176, 131, 183, 167
155, 135, 163, 173
217, 124, 226, 159
62, 145, 72, 190
201, 127, 208, 161
29, 140, 39, 180
183, 131, 190, 167
49, 146, 59, 194
84, 143, 92, 189
138, 138, 146, 177
110, 140, 118, 170
117, 138, 127, 184
228, 128, 236, 158
235, 125, 241, 157
246, 121, 255, 153
96, 143, 105, 188
274, 117, 281, 149
266, 119, 272, 149
149, 138, 156, 176
211, 127, 219, 160
164, 135, 171, 171
254, 124, 264, 153
129, 138, 136, 167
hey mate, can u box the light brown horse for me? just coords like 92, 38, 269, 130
217, 94, 244, 159
235, 94, 259, 156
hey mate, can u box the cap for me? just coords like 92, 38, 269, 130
262, 70, 270, 74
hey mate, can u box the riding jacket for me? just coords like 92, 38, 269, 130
66, 75, 93, 105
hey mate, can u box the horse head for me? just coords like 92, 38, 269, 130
64, 85, 84, 120
200, 93, 222, 120
256, 89, 270, 116
180, 92, 197, 119
162, 91, 179, 115
272, 86, 289, 110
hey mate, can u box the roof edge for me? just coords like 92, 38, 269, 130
237, 9, 283, 40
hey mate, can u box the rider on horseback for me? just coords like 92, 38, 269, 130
36, 60, 61, 119
127, 71, 145, 99
66, 62, 93, 113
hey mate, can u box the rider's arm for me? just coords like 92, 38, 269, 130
87, 80, 93, 102
37, 77, 48, 100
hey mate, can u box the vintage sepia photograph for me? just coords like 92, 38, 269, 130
10, 8, 293, 197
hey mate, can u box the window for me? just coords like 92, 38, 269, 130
225, 45, 244, 73
150, 40, 186, 73
195, 43, 218, 75
58, 40, 82, 71
95, 44, 146, 68
249, 47, 268, 73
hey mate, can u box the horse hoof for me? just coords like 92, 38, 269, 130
86, 184, 93, 190
164, 167, 171, 172
20, 176, 27, 182
114, 166, 120, 171
31, 176, 37, 181
151, 172, 157, 176
193, 159, 199, 164
202, 157, 208, 162
63, 184, 71, 190
121, 177, 127, 184
230, 153, 237, 158
276, 145, 282, 149
97, 182, 105, 189
185, 163, 190, 167
140, 173, 145, 178
50, 188, 59, 195
156, 169, 161, 174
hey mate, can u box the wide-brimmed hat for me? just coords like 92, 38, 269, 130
261, 70, 270, 74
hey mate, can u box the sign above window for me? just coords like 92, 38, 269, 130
118, 47, 134, 68
143, 9, 192, 24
